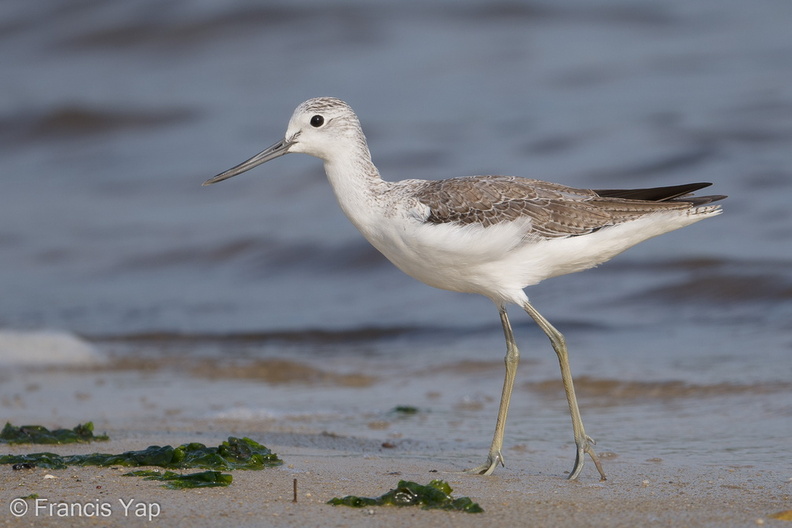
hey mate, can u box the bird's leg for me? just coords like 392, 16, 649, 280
464, 305, 519, 475
522, 301, 606, 481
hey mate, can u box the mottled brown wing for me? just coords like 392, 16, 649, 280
415, 176, 692, 238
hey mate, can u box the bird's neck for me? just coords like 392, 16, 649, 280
323, 143, 388, 237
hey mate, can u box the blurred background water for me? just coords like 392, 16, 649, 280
0, 0, 790, 475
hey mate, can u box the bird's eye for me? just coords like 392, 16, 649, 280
310, 115, 324, 128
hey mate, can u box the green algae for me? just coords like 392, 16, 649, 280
17, 493, 39, 500
328, 479, 483, 513
124, 470, 233, 489
0, 436, 281, 471
0, 422, 109, 445
391, 405, 420, 415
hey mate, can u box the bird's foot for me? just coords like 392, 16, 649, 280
462, 451, 504, 476
568, 434, 607, 481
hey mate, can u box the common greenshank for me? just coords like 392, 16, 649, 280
204, 97, 725, 479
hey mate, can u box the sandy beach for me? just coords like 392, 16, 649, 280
2, 428, 789, 528
1, 355, 789, 528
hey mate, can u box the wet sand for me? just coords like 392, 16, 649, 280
2, 430, 789, 528
1, 360, 789, 528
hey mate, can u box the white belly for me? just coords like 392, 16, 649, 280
357, 209, 714, 304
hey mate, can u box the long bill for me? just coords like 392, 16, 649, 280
202, 138, 293, 186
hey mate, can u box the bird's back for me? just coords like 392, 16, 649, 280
413, 176, 723, 238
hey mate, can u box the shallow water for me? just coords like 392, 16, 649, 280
0, 0, 791, 479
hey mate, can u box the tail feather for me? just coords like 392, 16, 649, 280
674, 194, 728, 207
594, 182, 726, 207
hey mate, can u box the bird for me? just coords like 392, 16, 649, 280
203, 97, 725, 480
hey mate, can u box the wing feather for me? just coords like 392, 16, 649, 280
414, 176, 711, 239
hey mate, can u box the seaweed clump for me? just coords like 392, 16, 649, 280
0, 422, 109, 445
124, 470, 233, 489
0, 436, 281, 471
328, 479, 483, 513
